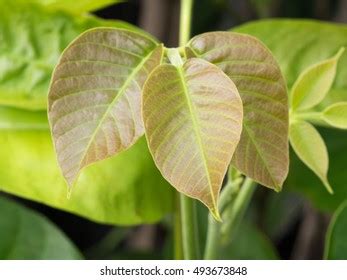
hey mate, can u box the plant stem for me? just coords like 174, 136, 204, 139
173, 192, 183, 260
180, 195, 200, 259
221, 178, 257, 242
204, 177, 256, 259
179, 0, 193, 46
178, 0, 199, 260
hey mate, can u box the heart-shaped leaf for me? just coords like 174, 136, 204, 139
48, 28, 163, 186
142, 58, 243, 219
289, 120, 332, 193
322, 102, 347, 129
291, 48, 345, 111
186, 32, 289, 191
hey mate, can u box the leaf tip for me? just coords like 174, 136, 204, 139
210, 207, 223, 222
324, 180, 334, 195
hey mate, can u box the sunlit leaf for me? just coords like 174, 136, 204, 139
0, 1, 140, 110
322, 102, 347, 129
291, 48, 345, 111
142, 58, 243, 219
48, 28, 163, 186
0, 196, 82, 259
186, 32, 289, 191
0, 106, 173, 225
325, 201, 347, 259
289, 120, 332, 193
23, 0, 124, 14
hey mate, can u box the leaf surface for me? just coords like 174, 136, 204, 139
323, 102, 347, 129
325, 201, 347, 259
0, 106, 173, 225
24, 0, 123, 14
291, 48, 345, 111
49, 28, 163, 186
186, 32, 289, 190
0, 1, 140, 110
289, 120, 332, 193
142, 58, 243, 219
0, 196, 82, 259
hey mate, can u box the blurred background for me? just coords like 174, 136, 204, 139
1, 0, 347, 260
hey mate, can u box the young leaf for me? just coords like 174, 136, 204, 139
0, 196, 82, 259
48, 28, 163, 186
322, 102, 347, 129
289, 120, 333, 193
186, 32, 289, 191
324, 201, 347, 259
142, 58, 243, 220
290, 48, 345, 111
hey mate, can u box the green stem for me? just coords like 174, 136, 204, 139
203, 179, 242, 260
180, 195, 200, 259
221, 178, 257, 243
204, 177, 256, 259
178, 0, 199, 260
179, 0, 193, 46
174, 192, 183, 260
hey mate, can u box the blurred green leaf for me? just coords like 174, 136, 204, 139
0, 106, 173, 225
324, 201, 347, 259
22, 0, 124, 14
289, 121, 332, 193
0, 196, 82, 259
323, 102, 347, 129
220, 222, 279, 260
0, 1, 140, 110
291, 48, 344, 111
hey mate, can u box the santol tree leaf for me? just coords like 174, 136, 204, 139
142, 57, 243, 220
0, 196, 82, 259
22, 0, 124, 14
0, 1, 140, 110
290, 48, 345, 111
322, 102, 347, 129
186, 32, 289, 191
48, 28, 163, 186
234, 19, 347, 212
289, 120, 332, 193
0, 106, 173, 225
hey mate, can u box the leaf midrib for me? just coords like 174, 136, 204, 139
176, 64, 217, 211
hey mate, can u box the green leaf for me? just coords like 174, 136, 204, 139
234, 20, 347, 212
233, 20, 347, 110
23, 0, 124, 14
48, 28, 163, 186
0, 1, 140, 110
220, 222, 279, 260
142, 58, 243, 220
0, 196, 82, 259
324, 201, 347, 259
289, 120, 332, 193
186, 32, 289, 191
0, 106, 173, 225
290, 48, 345, 111
322, 102, 347, 129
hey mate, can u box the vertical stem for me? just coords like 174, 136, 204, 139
204, 177, 256, 259
179, 0, 193, 46
178, 0, 199, 259
180, 195, 200, 259
173, 192, 183, 260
